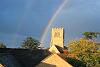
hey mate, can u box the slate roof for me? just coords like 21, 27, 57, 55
0, 48, 50, 67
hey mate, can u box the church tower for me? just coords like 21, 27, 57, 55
49, 28, 64, 53
50, 28, 64, 48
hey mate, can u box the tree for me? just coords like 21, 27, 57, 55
0, 43, 6, 48
83, 32, 100, 40
68, 38, 100, 67
21, 37, 40, 49
65, 57, 86, 67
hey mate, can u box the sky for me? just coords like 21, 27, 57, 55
0, 0, 100, 48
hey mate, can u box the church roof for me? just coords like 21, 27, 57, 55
0, 48, 50, 67
0, 48, 74, 67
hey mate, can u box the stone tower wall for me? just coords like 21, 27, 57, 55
50, 28, 64, 48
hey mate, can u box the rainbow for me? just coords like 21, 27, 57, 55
40, 0, 68, 46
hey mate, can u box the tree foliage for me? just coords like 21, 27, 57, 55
83, 32, 100, 40
68, 39, 98, 53
21, 37, 40, 49
0, 43, 6, 48
65, 57, 86, 67
68, 38, 100, 67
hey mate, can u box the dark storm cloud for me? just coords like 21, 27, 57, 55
0, 0, 62, 35
0, 0, 62, 47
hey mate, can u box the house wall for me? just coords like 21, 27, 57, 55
49, 45, 60, 53
36, 54, 73, 67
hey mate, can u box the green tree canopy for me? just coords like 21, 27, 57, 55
0, 43, 6, 48
21, 37, 40, 49
83, 32, 100, 40
68, 38, 100, 67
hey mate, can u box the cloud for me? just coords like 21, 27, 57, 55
0, 0, 62, 35
0, 0, 62, 47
